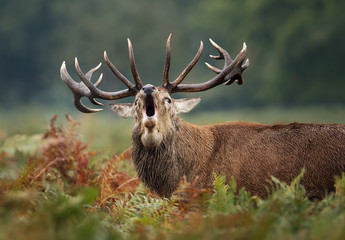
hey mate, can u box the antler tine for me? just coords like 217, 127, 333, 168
60, 53, 139, 113
85, 66, 103, 105
104, 51, 134, 89
171, 41, 249, 93
206, 39, 247, 85
74, 58, 136, 100
162, 33, 172, 87
74, 57, 107, 98
209, 39, 232, 63
167, 40, 203, 91
85, 62, 102, 83
224, 58, 249, 85
222, 42, 248, 85
127, 38, 143, 89
205, 62, 221, 74
73, 94, 103, 113
206, 38, 232, 74
60, 61, 103, 113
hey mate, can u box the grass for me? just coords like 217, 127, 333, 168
1, 105, 345, 239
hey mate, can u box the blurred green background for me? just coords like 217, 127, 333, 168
1, 0, 345, 152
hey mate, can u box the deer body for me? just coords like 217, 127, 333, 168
61, 34, 345, 199
132, 119, 345, 198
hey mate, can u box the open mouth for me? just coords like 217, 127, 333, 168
144, 94, 156, 117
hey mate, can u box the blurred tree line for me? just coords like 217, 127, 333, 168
0, 0, 344, 110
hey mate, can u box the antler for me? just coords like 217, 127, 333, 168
61, 35, 249, 113
162, 35, 249, 93
60, 38, 143, 113
162, 34, 204, 91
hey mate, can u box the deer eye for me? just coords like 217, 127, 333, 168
164, 97, 171, 104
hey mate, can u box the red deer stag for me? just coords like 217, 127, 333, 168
60, 34, 345, 199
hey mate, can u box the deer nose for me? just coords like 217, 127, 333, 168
142, 84, 156, 95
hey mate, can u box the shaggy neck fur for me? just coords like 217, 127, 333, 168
131, 118, 189, 197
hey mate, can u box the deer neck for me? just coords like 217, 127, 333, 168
131, 118, 200, 197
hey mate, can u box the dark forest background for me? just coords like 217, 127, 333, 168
1, 0, 344, 111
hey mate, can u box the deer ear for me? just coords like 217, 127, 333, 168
109, 103, 134, 118
174, 97, 201, 114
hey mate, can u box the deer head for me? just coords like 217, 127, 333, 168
60, 34, 249, 147
110, 84, 202, 147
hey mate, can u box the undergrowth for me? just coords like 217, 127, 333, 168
1, 115, 345, 240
